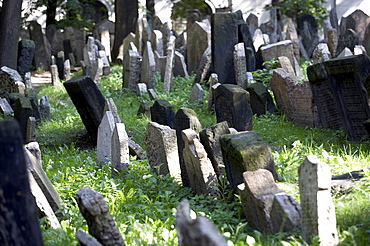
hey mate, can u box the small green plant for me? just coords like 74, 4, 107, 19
252, 59, 280, 89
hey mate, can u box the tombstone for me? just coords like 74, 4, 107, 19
45, 25, 64, 57
363, 24, 370, 57
128, 138, 146, 160
238, 169, 301, 233
98, 50, 110, 75
151, 30, 164, 56
13, 96, 33, 142
0, 66, 24, 101
76, 229, 103, 246
93, 19, 114, 61
25, 141, 42, 165
163, 36, 176, 92
26, 116, 36, 143
187, 21, 211, 74
344, 10, 370, 44
199, 121, 230, 176
271, 68, 319, 127
246, 13, 258, 37
173, 51, 188, 77
260, 40, 295, 69
64, 27, 85, 64
50, 65, 61, 88
64, 59, 71, 81
26, 88, 41, 124
140, 41, 156, 89
211, 11, 244, 84
0, 119, 44, 246
97, 111, 115, 167
63, 76, 106, 141
297, 13, 319, 57
182, 129, 218, 195
207, 73, 219, 110
238, 23, 256, 72
327, 28, 338, 58
148, 88, 157, 100
136, 83, 147, 97
278, 56, 296, 77
104, 98, 121, 124
330, 8, 339, 35
307, 54, 370, 141
215, 84, 253, 131
193, 45, 212, 84
123, 48, 142, 92
286, 24, 300, 62
246, 82, 275, 116
28, 21, 51, 71
220, 131, 278, 189
76, 187, 126, 246
337, 47, 353, 58
63, 39, 74, 64
336, 29, 360, 57
24, 72, 32, 88
117, 32, 136, 64
176, 199, 227, 246
234, 43, 247, 88
17, 39, 35, 81
111, 123, 129, 175
299, 156, 338, 245
150, 99, 175, 129
154, 50, 166, 81
188, 83, 204, 104
312, 43, 331, 64
0, 97, 14, 117
253, 29, 265, 52
92, 58, 103, 83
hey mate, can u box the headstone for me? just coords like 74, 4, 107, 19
93, 19, 114, 61
215, 84, 253, 131
92, 58, 103, 83
98, 50, 110, 75
28, 21, 50, 70
76, 229, 103, 246
175, 108, 202, 187
173, 51, 188, 77
63, 76, 106, 141
136, 83, 147, 97
335, 29, 359, 57
278, 56, 296, 78
344, 10, 370, 44
163, 36, 176, 92
97, 111, 115, 167
238, 169, 301, 233
246, 82, 275, 116
176, 199, 227, 246
307, 54, 370, 141
187, 21, 211, 74
260, 40, 295, 69
271, 68, 319, 127
150, 99, 175, 129
50, 65, 61, 88
145, 121, 181, 181
111, 123, 129, 175
38, 95, 51, 121
246, 13, 258, 37
330, 8, 339, 34
297, 13, 319, 57
26, 116, 36, 143
188, 83, 204, 104
64, 27, 85, 64
238, 24, 256, 72
128, 139, 146, 160
117, 32, 136, 64
123, 48, 142, 92
64, 59, 71, 81
0, 66, 24, 101
327, 28, 338, 57
299, 156, 338, 245
363, 23, 370, 57
220, 131, 278, 189
286, 24, 300, 62
0, 119, 44, 246
193, 45, 212, 84
154, 50, 166, 81
24, 72, 32, 88
182, 129, 218, 195
63, 39, 74, 64
104, 98, 121, 124
13, 96, 33, 142
24, 141, 42, 165
337, 47, 353, 57
56, 51, 65, 80
46, 25, 63, 57
140, 41, 156, 89
76, 187, 126, 245
199, 121, 230, 176
151, 30, 164, 56
0, 97, 13, 117
137, 101, 152, 119
148, 88, 157, 100
312, 43, 331, 64
207, 73, 219, 110
211, 11, 244, 84
234, 43, 247, 88
17, 39, 35, 81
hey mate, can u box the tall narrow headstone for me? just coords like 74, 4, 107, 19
111, 123, 129, 175
140, 41, 156, 89
39, 95, 51, 121
17, 39, 35, 81
28, 21, 50, 71
13, 96, 33, 142
97, 111, 115, 167
163, 36, 176, 92
123, 47, 142, 92
234, 43, 247, 88
173, 51, 188, 77
151, 30, 164, 55
50, 65, 61, 88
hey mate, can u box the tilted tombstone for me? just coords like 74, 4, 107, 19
0, 97, 14, 117
215, 84, 253, 131
286, 24, 300, 62
173, 51, 188, 77
188, 83, 204, 104
238, 23, 256, 72
312, 43, 331, 64
246, 13, 258, 37
111, 123, 129, 176
28, 21, 51, 71
234, 43, 247, 88
63, 76, 106, 142
123, 47, 142, 92
193, 45, 212, 84
175, 108, 202, 187
0, 119, 44, 246
246, 82, 275, 116
182, 129, 218, 195
207, 73, 219, 110
151, 30, 164, 56
97, 111, 115, 167
330, 8, 339, 34
238, 169, 301, 233
145, 121, 181, 181
0, 66, 24, 101
117, 32, 135, 64
140, 41, 156, 88
299, 156, 338, 245
307, 54, 370, 141
260, 40, 295, 69
277, 56, 296, 78
76, 229, 103, 246
335, 29, 360, 57
187, 21, 211, 74
343, 9, 370, 44
220, 131, 278, 189
104, 98, 121, 124
92, 58, 103, 83
199, 121, 230, 176
17, 39, 35, 81
150, 99, 175, 129
163, 36, 176, 92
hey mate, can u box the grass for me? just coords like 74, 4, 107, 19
34, 65, 370, 245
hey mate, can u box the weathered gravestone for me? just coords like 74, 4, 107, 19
188, 83, 204, 104
173, 51, 189, 77
199, 121, 230, 176
50, 65, 61, 88
63, 76, 106, 142
342, 9, 370, 45
28, 21, 51, 71
246, 82, 275, 116
307, 54, 370, 141
176, 199, 227, 246
151, 30, 164, 56
211, 11, 244, 84
297, 13, 320, 58
234, 43, 247, 88
0, 119, 44, 246
117, 32, 136, 64
0, 66, 24, 101
150, 99, 175, 129
220, 131, 278, 189
136, 83, 148, 97
123, 46, 142, 92
76, 228, 103, 246
13, 96, 33, 142
0, 97, 13, 117
76, 187, 126, 246
145, 121, 181, 182
215, 84, 253, 131
336, 29, 360, 57
104, 97, 121, 124
260, 40, 295, 69
299, 156, 338, 245
140, 41, 156, 89
238, 169, 301, 233
39, 95, 51, 121
138, 101, 152, 119
64, 26, 85, 64
26, 116, 36, 143
97, 111, 115, 167
312, 43, 331, 64
17, 39, 35, 81
238, 23, 256, 72
175, 108, 202, 187
193, 45, 212, 84
163, 36, 176, 92
111, 123, 129, 175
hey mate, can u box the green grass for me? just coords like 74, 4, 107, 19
35, 65, 370, 245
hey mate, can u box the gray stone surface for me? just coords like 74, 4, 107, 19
76, 229, 103, 246
150, 99, 175, 129
0, 66, 24, 101
188, 83, 204, 104
97, 111, 115, 167
140, 41, 156, 89
111, 123, 129, 175
17, 39, 35, 81
234, 43, 247, 88
123, 47, 142, 92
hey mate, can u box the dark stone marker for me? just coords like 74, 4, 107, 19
17, 39, 35, 81
211, 11, 244, 84
335, 29, 360, 57
0, 119, 44, 246
137, 101, 152, 119
26, 88, 41, 124
238, 23, 256, 72
28, 21, 50, 71
150, 99, 175, 129
307, 54, 370, 141
63, 39, 73, 62
220, 131, 278, 190
246, 82, 275, 116
13, 97, 33, 142
215, 84, 253, 131
39, 95, 51, 121
64, 76, 106, 141
175, 107, 202, 187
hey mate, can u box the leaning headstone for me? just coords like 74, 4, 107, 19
215, 84, 253, 131
182, 129, 218, 195
246, 82, 275, 116
0, 66, 24, 101
117, 32, 136, 64
111, 123, 129, 176
299, 156, 338, 245
76, 229, 103, 246
76, 187, 126, 246
173, 51, 189, 77
123, 48, 142, 92
140, 41, 156, 89
145, 121, 181, 181
238, 169, 301, 233
97, 111, 115, 167
220, 131, 278, 189
128, 139, 146, 160
13, 96, 33, 142
234, 43, 247, 88
193, 45, 212, 84
163, 36, 176, 92
63, 76, 106, 141
207, 73, 219, 110
312, 43, 331, 64
0, 97, 14, 117
150, 99, 175, 129
278, 56, 296, 78
104, 98, 121, 124
286, 24, 300, 62
175, 108, 202, 187
17, 39, 35, 81
0, 119, 44, 246
188, 83, 204, 104
50, 65, 61, 88
260, 40, 295, 68
199, 121, 230, 176
148, 88, 157, 100
176, 199, 227, 246
28, 21, 50, 70
335, 29, 359, 57
136, 83, 148, 97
